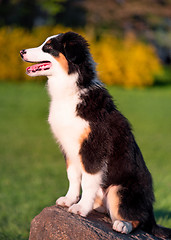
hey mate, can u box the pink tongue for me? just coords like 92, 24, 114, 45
26, 62, 52, 72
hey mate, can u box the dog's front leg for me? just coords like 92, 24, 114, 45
56, 164, 81, 207
68, 171, 102, 217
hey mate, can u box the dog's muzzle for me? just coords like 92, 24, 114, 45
20, 49, 27, 59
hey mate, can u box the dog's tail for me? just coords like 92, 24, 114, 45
142, 211, 171, 240
151, 224, 171, 239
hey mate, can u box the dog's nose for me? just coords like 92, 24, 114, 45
20, 49, 26, 58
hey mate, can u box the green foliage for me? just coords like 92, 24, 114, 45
0, 26, 163, 87
38, 0, 66, 15
0, 83, 171, 239
154, 65, 171, 86
0, 0, 66, 28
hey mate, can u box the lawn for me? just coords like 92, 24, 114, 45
0, 82, 171, 240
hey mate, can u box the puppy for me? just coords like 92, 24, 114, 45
20, 32, 171, 238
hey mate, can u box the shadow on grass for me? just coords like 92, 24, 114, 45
154, 80, 171, 87
154, 65, 171, 87
154, 209, 171, 223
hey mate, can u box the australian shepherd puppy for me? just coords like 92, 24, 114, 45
20, 32, 171, 238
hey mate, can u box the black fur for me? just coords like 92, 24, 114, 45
42, 32, 96, 88
77, 85, 156, 226
45, 31, 171, 239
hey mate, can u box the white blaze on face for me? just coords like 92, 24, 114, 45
21, 33, 79, 98
22, 34, 61, 77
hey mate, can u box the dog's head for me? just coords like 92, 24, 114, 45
20, 32, 94, 82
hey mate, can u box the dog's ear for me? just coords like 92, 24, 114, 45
62, 32, 89, 65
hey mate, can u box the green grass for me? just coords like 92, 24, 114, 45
155, 65, 171, 86
0, 82, 171, 239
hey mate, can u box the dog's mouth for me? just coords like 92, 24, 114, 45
26, 61, 52, 74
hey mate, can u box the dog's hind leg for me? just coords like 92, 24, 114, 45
106, 185, 139, 234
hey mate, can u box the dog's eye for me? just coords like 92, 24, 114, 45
45, 43, 52, 50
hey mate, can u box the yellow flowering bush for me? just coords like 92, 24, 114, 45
0, 27, 38, 82
0, 26, 161, 87
91, 34, 162, 87
0, 26, 72, 82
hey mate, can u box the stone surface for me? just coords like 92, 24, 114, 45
29, 205, 160, 240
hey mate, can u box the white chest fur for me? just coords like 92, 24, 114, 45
47, 75, 89, 162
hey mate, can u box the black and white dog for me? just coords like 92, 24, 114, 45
20, 32, 171, 238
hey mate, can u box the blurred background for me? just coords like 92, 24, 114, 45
0, 0, 171, 86
0, 1, 171, 239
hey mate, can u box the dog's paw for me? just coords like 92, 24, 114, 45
56, 196, 77, 207
68, 203, 89, 217
113, 220, 132, 234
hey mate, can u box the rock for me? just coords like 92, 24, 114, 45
29, 205, 159, 240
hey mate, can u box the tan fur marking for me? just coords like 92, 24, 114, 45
94, 195, 103, 208
93, 195, 107, 213
66, 159, 71, 169
130, 220, 140, 229
107, 185, 139, 230
79, 126, 91, 145
79, 126, 91, 172
46, 39, 51, 44
106, 185, 121, 222
55, 53, 68, 73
